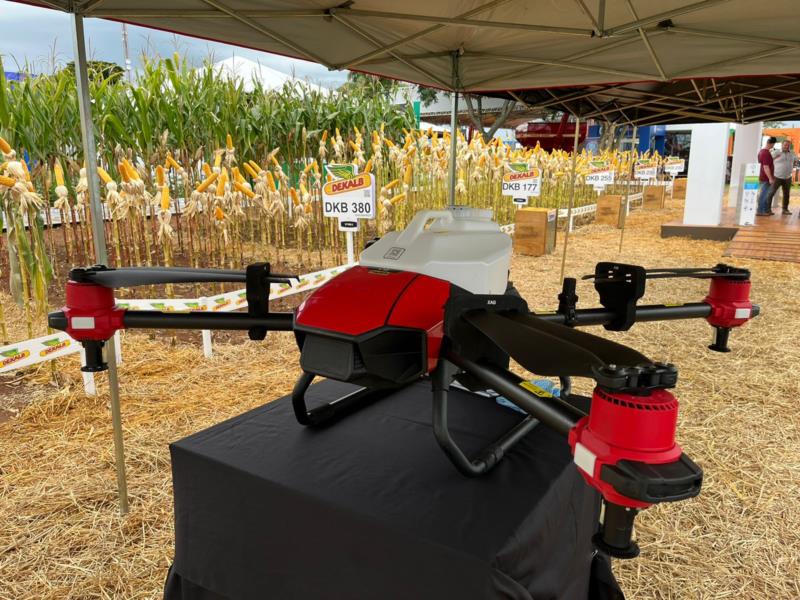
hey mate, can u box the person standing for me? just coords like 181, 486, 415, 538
757, 136, 777, 216
771, 139, 796, 216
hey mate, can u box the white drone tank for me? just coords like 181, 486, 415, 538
359, 207, 512, 295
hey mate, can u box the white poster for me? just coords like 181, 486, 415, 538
739, 163, 759, 226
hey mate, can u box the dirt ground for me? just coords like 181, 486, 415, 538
1, 199, 799, 599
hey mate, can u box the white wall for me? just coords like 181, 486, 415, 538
683, 123, 731, 226
728, 122, 763, 208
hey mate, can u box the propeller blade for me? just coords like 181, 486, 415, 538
69, 266, 297, 288
506, 313, 651, 367
70, 267, 246, 288
464, 311, 602, 378
463, 311, 651, 379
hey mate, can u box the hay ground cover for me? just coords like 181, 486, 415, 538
1, 202, 799, 599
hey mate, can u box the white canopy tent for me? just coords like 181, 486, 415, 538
16, 0, 800, 513
27, 0, 800, 92
209, 55, 330, 92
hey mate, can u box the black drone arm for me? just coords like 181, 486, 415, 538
49, 262, 298, 372
69, 264, 297, 288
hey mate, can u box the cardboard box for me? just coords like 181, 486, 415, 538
513, 207, 557, 256
596, 194, 625, 228
643, 185, 666, 209
672, 177, 687, 199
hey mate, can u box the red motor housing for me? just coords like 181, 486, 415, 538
59, 280, 126, 342
294, 266, 451, 387
704, 276, 753, 329
568, 387, 696, 509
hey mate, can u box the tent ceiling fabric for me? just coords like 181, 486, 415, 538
496, 74, 800, 125
25, 0, 800, 121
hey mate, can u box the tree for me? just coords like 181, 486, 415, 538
342, 71, 396, 92
417, 86, 438, 107
61, 60, 125, 83
463, 94, 516, 143
346, 73, 440, 109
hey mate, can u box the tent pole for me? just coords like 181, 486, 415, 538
448, 52, 459, 208
559, 116, 581, 282
618, 125, 638, 254
72, 14, 107, 265
71, 11, 129, 516
553, 117, 588, 250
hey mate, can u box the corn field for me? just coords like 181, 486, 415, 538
0, 53, 659, 345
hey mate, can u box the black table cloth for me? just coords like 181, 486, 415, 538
164, 378, 623, 599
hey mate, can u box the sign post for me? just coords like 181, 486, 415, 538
585, 160, 615, 191
664, 157, 685, 200
502, 163, 542, 207
634, 158, 658, 182
322, 171, 376, 264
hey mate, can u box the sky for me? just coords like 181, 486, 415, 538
0, 1, 350, 88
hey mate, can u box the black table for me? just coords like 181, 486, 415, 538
164, 379, 623, 600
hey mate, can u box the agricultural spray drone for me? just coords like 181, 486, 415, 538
49, 207, 757, 559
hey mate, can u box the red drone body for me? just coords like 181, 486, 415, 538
294, 266, 451, 384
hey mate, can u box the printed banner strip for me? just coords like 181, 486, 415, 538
0, 331, 78, 374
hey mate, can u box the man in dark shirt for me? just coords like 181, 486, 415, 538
757, 137, 777, 216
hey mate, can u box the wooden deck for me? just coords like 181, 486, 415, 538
723, 207, 800, 263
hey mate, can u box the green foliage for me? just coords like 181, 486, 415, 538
417, 86, 438, 107
60, 60, 125, 83
0, 54, 416, 177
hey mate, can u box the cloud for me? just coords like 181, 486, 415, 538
0, 1, 348, 88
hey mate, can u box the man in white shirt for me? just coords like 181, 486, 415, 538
770, 140, 796, 216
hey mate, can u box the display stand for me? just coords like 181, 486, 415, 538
164, 379, 623, 600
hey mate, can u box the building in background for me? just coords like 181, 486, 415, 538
3, 71, 27, 83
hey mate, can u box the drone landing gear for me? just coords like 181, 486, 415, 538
291, 371, 400, 427
432, 360, 541, 477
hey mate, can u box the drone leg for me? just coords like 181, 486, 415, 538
291, 371, 397, 427
432, 359, 539, 477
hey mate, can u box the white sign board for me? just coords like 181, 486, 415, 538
635, 161, 658, 180
322, 173, 376, 231
738, 163, 759, 226
586, 170, 615, 190
502, 166, 542, 202
664, 158, 685, 175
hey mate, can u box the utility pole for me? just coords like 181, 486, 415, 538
121, 23, 133, 83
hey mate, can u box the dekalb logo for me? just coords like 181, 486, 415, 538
39, 338, 71, 357
1, 348, 30, 368
213, 298, 232, 311
323, 174, 370, 195
504, 169, 538, 181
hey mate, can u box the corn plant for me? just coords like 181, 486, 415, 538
0, 53, 652, 345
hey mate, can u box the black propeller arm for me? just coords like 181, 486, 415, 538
51, 262, 299, 372
69, 264, 297, 288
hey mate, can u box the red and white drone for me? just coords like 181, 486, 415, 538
49, 207, 757, 559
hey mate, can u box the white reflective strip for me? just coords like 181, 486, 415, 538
71, 316, 96, 329
734, 308, 751, 319
573, 442, 597, 476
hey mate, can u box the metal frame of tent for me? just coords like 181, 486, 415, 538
12, 0, 800, 513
